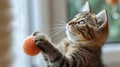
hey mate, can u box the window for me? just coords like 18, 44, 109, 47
67, 0, 120, 66
11, 0, 45, 67
11, 0, 120, 67
67, 0, 120, 43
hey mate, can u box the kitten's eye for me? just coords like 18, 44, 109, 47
77, 20, 85, 24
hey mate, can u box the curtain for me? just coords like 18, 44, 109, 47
0, 0, 12, 67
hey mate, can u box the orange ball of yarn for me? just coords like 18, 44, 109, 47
23, 36, 40, 56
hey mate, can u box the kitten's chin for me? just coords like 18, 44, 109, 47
66, 25, 82, 43
66, 29, 78, 42
66, 30, 91, 44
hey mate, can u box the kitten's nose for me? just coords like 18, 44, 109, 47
68, 22, 77, 25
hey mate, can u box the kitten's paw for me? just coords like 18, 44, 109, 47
34, 34, 48, 49
34, 34, 52, 53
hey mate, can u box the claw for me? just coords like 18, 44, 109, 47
32, 31, 39, 36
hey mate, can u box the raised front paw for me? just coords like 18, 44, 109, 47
34, 33, 50, 53
32, 32, 59, 58
34, 33, 47, 46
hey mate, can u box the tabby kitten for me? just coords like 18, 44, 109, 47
33, 2, 108, 67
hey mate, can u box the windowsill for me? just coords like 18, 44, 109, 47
102, 43, 120, 67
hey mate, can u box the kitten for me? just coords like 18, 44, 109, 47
33, 2, 108, 67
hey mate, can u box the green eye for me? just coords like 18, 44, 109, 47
77, 20, 85, 24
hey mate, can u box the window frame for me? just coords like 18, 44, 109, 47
11, 0, 120, 67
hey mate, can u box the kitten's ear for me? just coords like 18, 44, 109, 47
81, 2, 91, 13
96, 9, 108, 29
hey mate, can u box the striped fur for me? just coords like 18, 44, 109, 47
33, 2, 108, 67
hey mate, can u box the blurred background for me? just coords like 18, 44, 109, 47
0, 0, 120, 67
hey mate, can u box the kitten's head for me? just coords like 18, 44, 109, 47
66, 2, 108, 44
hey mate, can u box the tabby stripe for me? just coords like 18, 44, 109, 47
50, 53, 62, 62
36, 41, 50, 53
81, 54, 87, 66
59, 56, 70, 67
86, 24, 95, 39
74, 53, 81, 67
76, 26, 86, 38
74, 52, 82, 67
38, 46, 46, 53
82, 13, 89, 18
59, 57, 65, 67
64, 59, 70, 67
71, 55, 77, 67
76, 26, 82, 33
81, 49, 91, 67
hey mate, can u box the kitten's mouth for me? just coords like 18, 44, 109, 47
66, 25, 84, 42
66, 24, 74, 34
67, 25, 84, 38
66, 25, 73, 32
66, 24, 79, 36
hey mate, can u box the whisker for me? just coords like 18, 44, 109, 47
50, 28, 66, 39
56, 20, 67, 24
52, 26, 65, 30
51, 26, 65, 33
49, 28, 64, 37
50, 24, 66, 36
54, 32, 66, 44
49, 19, 67, 40
52, 22, 66, 27
55, 32, 65, 42
53, 24, 66, 27
52, 25, 66, 28
50, 28, 65, 35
